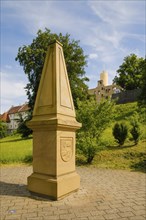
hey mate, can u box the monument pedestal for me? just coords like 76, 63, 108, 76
27, 41, 81, 200
27, 119, 80, 200
28, 172, 80, 200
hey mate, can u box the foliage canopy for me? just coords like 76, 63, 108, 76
138, 57, 146, 106
16, 28, 89, 111
0, 121, 7, 138
113, 54, 145, 90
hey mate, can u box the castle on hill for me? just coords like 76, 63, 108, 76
88, 71, 120, 103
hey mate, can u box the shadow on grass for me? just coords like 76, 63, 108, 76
130, 160, 146, 173
76, 159, 88, 166
106, 144, 136, 150
76, 154, 88, 166
23, 155, 33, 164
0, 155, 33, 165
0, 137, 32, 143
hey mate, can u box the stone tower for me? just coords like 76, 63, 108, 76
100, 70, 108, 86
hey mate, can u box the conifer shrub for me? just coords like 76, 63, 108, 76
113, 122, 128, 146
130, 120, 141, 145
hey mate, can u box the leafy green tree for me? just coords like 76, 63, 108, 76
0, 121, 7, 138
76, 98, 115, 163
17, 114, 32, 138
113, 54, 144, 90
138, 57, 146, 106
112, 122, 128, 146
15, 28, 89, 112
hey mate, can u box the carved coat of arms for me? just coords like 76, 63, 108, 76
60, 138, 73, 162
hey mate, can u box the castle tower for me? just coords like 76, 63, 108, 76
100, 70, 108, 86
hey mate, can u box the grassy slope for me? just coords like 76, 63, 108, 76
0, 102, 146, 172
92, 102, 146, 172
93, 139, 146, 172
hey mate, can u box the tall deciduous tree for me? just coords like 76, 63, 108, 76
16, 28, 89, 112
113, 54, 144, 90
138, 57, 146, 106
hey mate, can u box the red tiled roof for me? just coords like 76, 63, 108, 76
8, 103, 30, 114
1, 103, 30, 121
18, 104, 30, 112
8, 105, 22, 114
0, 112, 10, 122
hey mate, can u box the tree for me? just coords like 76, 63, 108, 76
130, 122, 140, 145
17, 114, 32, 138
113, 54, 144, 90
129, 112, 141, 145
112, 122, 128, 146
15, 28, 89, 112
0, 121, 7, 138
76, 98, 115, 163
138, 57, 146, 106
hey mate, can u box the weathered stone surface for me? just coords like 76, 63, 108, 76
27, 40, 81, 200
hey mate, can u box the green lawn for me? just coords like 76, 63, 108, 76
0, 134, 32, 164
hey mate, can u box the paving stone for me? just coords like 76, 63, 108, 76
60, 213, 76, 219
103, 213, 120, 219
119, 211, 135, 218
129, 216, 146, 220
1, 165, 146, 220
132, 205, 145, 210
118, 206, 134, 212
133, 209, 146, 215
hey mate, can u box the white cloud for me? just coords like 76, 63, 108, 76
2, 1, 91, 36
1, 71, 28, 113
89, 53, 98, 59
1, 0, 145, 99
89, 1, 145, 26
5, 65, 12, 69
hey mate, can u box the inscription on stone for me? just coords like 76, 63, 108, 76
60, 138, 73, 162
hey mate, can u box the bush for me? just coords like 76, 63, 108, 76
113, 122, 128, 146
77, 132, 97, 164
130, 121, 141, 146
76, 98, 115, 163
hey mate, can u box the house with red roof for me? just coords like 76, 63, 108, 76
0, 103, 30, 133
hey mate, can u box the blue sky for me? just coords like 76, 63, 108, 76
1, 0, 145, 113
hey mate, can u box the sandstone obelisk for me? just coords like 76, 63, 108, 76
27, 40, 81, 200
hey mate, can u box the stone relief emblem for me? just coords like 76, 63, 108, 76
60, 138, 73, 162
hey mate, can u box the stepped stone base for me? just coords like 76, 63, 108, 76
28, 172, 80, 200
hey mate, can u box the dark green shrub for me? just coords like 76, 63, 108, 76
113, 122, 128, 146
17, 114, 32, 138
129, 112, 141, 145
130, 121, 141, 145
